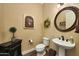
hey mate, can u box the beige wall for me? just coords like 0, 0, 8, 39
43, 3, 79, 56
0, 4, 44, 52
0, 4, 2, 42
0, 4, 4, 43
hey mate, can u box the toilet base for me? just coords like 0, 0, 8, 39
37, 51, 46, 56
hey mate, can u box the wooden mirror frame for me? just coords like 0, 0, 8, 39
54, 6, 79, 32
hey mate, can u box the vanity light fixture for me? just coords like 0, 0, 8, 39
57, 3, 64, 8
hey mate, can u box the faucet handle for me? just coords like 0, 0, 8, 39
59, 37, 61, 40
66, 39, 68, 42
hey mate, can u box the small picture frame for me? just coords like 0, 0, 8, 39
24, 16, 34, 29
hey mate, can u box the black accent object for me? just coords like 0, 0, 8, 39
9, 27, 17, 41
0, 39, 22, 56
48, 48, 56, 56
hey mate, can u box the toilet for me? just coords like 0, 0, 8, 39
35, 37, 50, 56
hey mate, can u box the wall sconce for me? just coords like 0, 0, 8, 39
57, 3, 64, 8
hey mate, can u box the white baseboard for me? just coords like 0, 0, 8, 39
22, 48, 35, 55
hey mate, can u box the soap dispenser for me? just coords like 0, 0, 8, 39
70, 36, 74, 44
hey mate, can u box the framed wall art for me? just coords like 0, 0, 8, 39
24, 16, 34, 29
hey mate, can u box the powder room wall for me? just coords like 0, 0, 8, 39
43, 3, 79, 56
2, 3, 44, 52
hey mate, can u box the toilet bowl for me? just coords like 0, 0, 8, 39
35, 37, 50, 56
36, 44, 46, 56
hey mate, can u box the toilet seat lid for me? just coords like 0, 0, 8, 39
43, 37, 49, 40
36, 44, 45, 48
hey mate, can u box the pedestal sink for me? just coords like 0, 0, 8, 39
52, 38, 75, 56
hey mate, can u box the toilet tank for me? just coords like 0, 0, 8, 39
43, 37, 50, 46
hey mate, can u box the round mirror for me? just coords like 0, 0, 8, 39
54, 6, 78, 32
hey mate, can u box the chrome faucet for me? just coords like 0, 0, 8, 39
61, 35, 64, 41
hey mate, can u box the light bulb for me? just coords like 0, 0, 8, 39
57, 4, 61, 8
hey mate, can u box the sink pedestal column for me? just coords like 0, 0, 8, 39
59, 47, 65, 56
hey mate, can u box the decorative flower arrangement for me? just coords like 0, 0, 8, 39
9, 27, 17, 42
44, 18, 50, 28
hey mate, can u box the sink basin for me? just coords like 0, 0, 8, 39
52, 38, 75, 56
52, 38, 75, 49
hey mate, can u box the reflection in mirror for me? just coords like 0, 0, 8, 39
56, 10, 76, 30
54, 6, 78, 32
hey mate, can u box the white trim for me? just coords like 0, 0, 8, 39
22, 48, 35, 55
